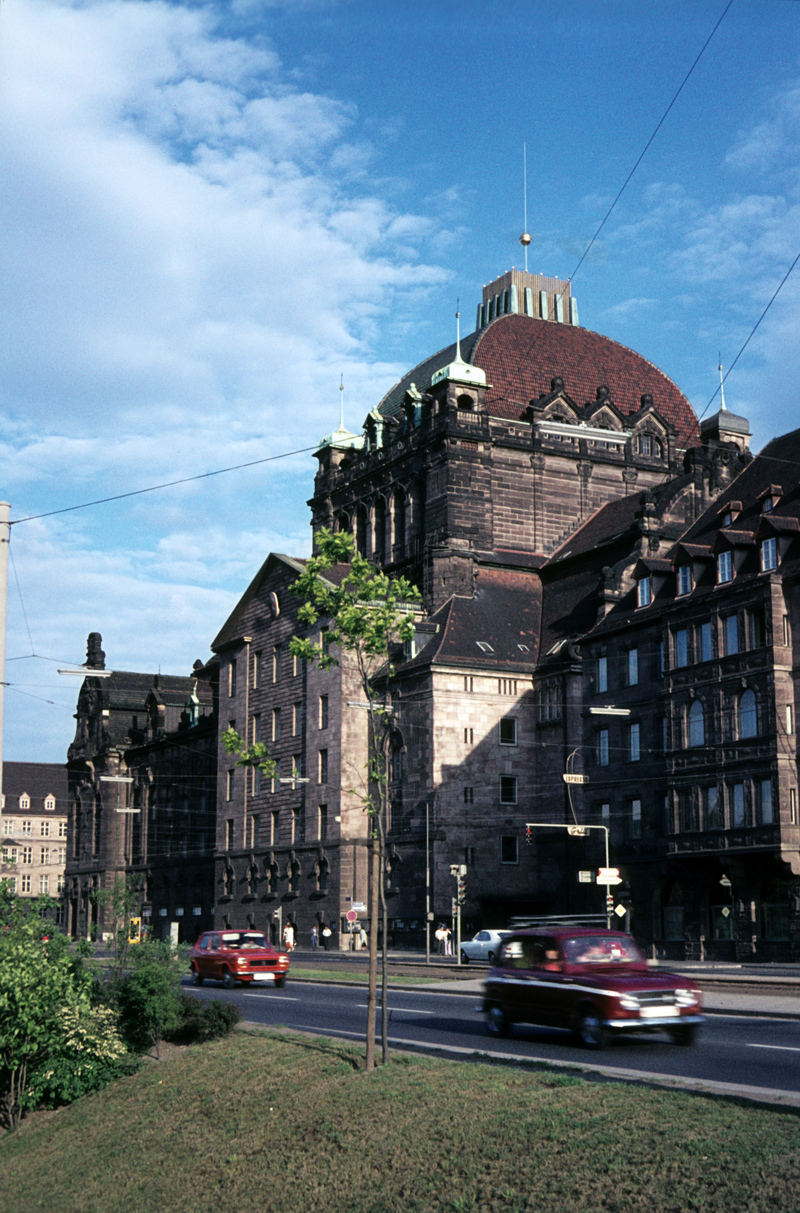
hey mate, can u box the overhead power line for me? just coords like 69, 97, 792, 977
9, 444, 318, 526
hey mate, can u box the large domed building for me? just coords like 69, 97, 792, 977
311, 269, 740, 611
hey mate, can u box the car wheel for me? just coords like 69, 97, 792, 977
222, 968, 236, 990
485, 1005, 510, 1038
460, 950, 469, 964
487, 950, 496, 965
275, 976, 286, 989
191, 968, 203, 987
670, 1024, 698, 1047
576, 1007, 607, 1050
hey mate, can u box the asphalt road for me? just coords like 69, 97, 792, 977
182, 975, 800, 1103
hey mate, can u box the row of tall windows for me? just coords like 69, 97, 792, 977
674, 779, 774, 832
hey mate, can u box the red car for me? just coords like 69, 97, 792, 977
483, 928, 703, 1049
189, 930, 290, 989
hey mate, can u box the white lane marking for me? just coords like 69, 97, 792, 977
241, 993, 300, 1000
356, 1004, 435, 1014
747, 1043, 800, 1053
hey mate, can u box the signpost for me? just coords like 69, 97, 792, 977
596, 867, 622, 886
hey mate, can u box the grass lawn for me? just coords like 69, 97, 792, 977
288, 961, 450, 986
3, 1030, 800, 1213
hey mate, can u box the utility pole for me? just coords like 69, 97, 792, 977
0, 503, 10, 835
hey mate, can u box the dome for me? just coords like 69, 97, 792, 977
378, 312, 699, 451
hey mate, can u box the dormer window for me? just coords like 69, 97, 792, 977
637, 577, 651, 608
722, 511, 732, 528
717, 550, 733, 584
44, 795, 56, 812
677, 565, 692, 596
761, 537, 778, 572
19, 794, 30, 810
759, 485, 782, 514
635, 433, 662, 458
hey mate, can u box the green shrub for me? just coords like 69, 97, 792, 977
115, 966, 183, 1057
22, 1005, 139, 1110
167, 994, 241, 1044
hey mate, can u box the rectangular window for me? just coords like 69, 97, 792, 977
761, 537, 778, 572
228, 659, 237, 697
272, 708, 281, 742
464, 676, 473, 693
463, 787, 474, 805
600, 802, 610, 826
717, 550, 733, 584
637, 577, 651, 608
40, 847, 49, 865
697, 621, 713, 663
498, 679, 518, 695
500, 835, 519, 864
39, 875, 49, 895
731, 782, 746, 827
271, 810, 280, 845
705, 786, 721, 830
677, 565, 692, 595
21, 821, 31, 837
292, 807, 305, 845
784, 615, 792, 647
627, 648, 638, 686
273, 644, 282, 684
791, 788, 797, 825
318, 749, 328, 785
630, 799, 642, 839
674, 628, 688, 668
787, 705, 794, 736
657, 640, 665, 679
319, 695, 328, 730
293, 652, 300, 677
464, 727, 474, 744
747, 608, 766, 649
5, 877, 16, 894
40, 821, 50, 838
758, 779, 773, 825
499, 718, 517, 746
252, 766, 261, 796
597, 655, 608, 693
252, 713, 261, 744
319, 805, 328, 841
2, 847, 18, 865
2, 820, 13, 836
225, 818, 233, 850
659, 716, 667, 752
252, 650, 261, 688
59, 821, 67, 838
21, 847, 32, 865
628, 722, 640, 762
597, 729, 609, 766
20, 875, 31, 894
225, 769, 234, 801
723, 614, 739, 656
499, 776, 517, 805
679, 789, 694, 832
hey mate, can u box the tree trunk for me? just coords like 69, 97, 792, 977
365, 837, 380, 1072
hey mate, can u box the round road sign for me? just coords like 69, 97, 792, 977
346, 909, 358, 923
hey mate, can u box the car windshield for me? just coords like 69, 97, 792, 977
562, 935, 642, 965
220, 932, 270, 949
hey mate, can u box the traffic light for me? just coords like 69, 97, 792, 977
525, 825, 532, 846
457, 875, 467, 905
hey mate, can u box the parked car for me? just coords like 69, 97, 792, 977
459, 929, 510, 965
189, 930, 290, 989
483, 927, 703, 1049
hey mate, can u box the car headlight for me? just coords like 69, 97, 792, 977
676, 989, 699, 1006
619, 996, 640, 1011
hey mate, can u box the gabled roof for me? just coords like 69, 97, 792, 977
378, 313, 699, 450
398, 566, 542, 673
3, 761, 68, 808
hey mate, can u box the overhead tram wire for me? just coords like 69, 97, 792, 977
8, 443, 318, 527
512, 0, 734, 381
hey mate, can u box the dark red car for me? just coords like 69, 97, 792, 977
189, 930, 290, 989
483, 928, 703, 1049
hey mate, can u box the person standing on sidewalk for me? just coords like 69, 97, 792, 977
310, 925, 318, 951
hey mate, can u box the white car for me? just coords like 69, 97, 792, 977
459, 929, 509, 965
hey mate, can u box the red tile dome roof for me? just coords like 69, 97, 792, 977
379, 313, 699, 451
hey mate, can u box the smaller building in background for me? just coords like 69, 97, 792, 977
1, 761, 69, 924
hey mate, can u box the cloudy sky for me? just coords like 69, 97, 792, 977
3, 0, 800, 761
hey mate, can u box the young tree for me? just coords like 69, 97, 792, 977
289, 528, 422, 1071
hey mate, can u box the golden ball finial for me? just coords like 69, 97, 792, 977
519, 231, 532, 247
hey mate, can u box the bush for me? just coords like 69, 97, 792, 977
167, 994, 241, 1044
115, 966, 184, 1057
22, 1005, 139, 1111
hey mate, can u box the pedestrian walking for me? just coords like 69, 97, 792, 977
283, 922, 295, 952
435, 925, 444, 955
443, 926, 452, 956
359, 925, 368, 951
310, 925, 318, 951
321, 923, 332, 951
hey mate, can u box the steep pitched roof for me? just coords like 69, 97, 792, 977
399, 566, 542, 673
3, 761, 68, 809
378, 313, 698, 451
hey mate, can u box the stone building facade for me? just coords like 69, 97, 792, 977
1, 761, 69, 921
65, 634, 217, 941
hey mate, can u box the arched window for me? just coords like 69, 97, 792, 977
739, 689, 758, 738
688, 700, 705, 748
355, 505, 368, 558
373, 497, 386, 565
457, 393, 473, 411
392, 489, 406, 558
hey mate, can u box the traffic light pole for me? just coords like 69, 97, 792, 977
525, 822, 613, 928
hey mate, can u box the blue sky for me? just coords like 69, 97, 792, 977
3, 0, 800, 761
